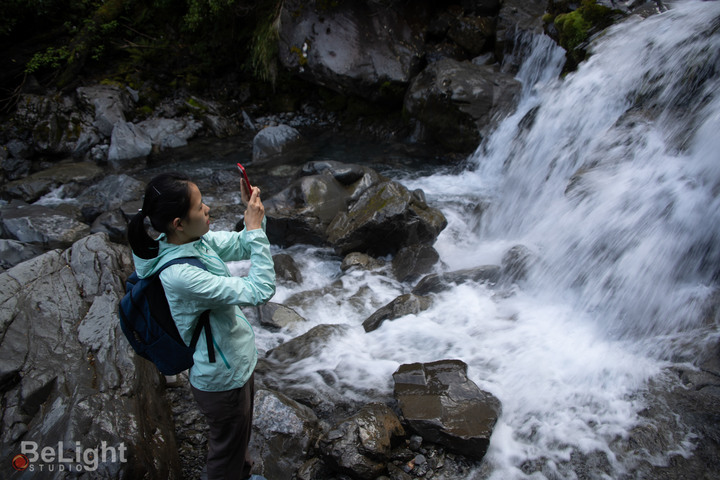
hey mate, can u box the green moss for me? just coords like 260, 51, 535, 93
553, 0, 620, 69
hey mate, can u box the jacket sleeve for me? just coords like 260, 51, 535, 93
161, 229, 276, 309
204, 217, 267, 262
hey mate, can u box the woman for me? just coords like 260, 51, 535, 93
127, 172, 275, 480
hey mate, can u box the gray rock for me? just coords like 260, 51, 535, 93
107, 122, 153, 167
1, 162, 104, 203
412, 265, 501, 295
266, 324, 351, 364
341, 252, 385, 272
318, 403, 406, 480
0, 202, 90, 248
250, 389, 320, 480
273, 252, 304, 283
254, 302, 306, 330
393, 359, 501, 460
362, 294, 432, 333
0, 239, 45, 270
137, 117, 203, 150
266, 172, 352, 247
495, 0, 547, 71
327, 179, 447, 256
252, 124, 303, 161
75, 174, 146, 212
0, 233, 180, 479
76, 85, 134, 137
392, 243, 440, 282
404, 58, 521, 151
278, 0, 424, 102
12, 93, 89, 156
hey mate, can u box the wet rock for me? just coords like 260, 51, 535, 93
12, 93, 90, 156
76, 85, 134, 137
1, 145, 30, 181
412, 265, 501, 295
259, 324, 355, 418
341, 252, 385, 272
318, 403, 406, 480
392, 243, 440, 282
267, 163, 446, 256
404, 58, 521, 152
266, 324, 351, 364
1, 161, 104, 203
250, 389, 321, 480
495, 0, 547, 70
266, 173, 350, 247
75, 174, 146, 212
327, 180, 447, 256
362, 294, 433, 333
392, 359, 501, 460
90, 209, 128, 243
0, 233, 181, 479
501, 244, 534, 284
137, 117, 203, 151
273, 252, 304, 283
107, 121, 153, 167
0, 239, 45, 270
252, 124, 303, 161
0, 202, 90, 248
278, 0, 424, 103
448, 15, 497, 56
254, 302, 306, 330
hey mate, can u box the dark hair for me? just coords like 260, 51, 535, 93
128, 172, 192, 259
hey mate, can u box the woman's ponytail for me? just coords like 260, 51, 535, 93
127, 209, 159, 259
127, 172, 192, 259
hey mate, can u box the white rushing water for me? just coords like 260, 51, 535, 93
235, 2, 720, 478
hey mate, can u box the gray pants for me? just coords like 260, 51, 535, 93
191, 374, 255, 480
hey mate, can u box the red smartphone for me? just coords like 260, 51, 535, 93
236, 163, 253, 194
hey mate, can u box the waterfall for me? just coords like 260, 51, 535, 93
236, 1, 720, 478
470, 0, 720, 350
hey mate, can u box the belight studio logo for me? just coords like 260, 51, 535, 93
12, 454, 29, 471
11, 441, 128, 473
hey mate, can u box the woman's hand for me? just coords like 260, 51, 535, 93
244, 186, 264, 230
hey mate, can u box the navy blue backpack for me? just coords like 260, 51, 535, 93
119, 257, 215, 375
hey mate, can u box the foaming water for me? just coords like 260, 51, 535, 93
226, 2, 720, 478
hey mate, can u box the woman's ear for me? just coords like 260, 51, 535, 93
171, 217, 184, 232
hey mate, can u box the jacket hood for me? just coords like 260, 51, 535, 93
133, 234, 205, 278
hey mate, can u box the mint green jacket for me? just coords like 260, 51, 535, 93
132, 225, 275, 392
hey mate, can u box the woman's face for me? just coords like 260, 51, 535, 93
180, 182, 210, 239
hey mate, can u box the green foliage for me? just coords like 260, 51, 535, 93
26, 46, 71, 73
183, 0, 237, 31
250, 3, 282, 85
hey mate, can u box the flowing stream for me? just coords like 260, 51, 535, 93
253, 2, 719, 478
151, 1, 720, 478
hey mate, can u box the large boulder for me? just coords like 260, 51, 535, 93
404, 58, 522, 151
0, 233, 181, 479
277, 0, 425, 102
392, 359, 501, 460
317, 403, 406, 480
266, 160, 447, 256
250, 389, 320, 480
11, 93, 90, 156
252, 124, 303, 161
327, 179, 447, 256
0, 202, 90, 248
0, 161, 104, 203
76, 85, 135, 137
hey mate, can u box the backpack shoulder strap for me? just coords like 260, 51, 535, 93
156, 256, 215, 364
